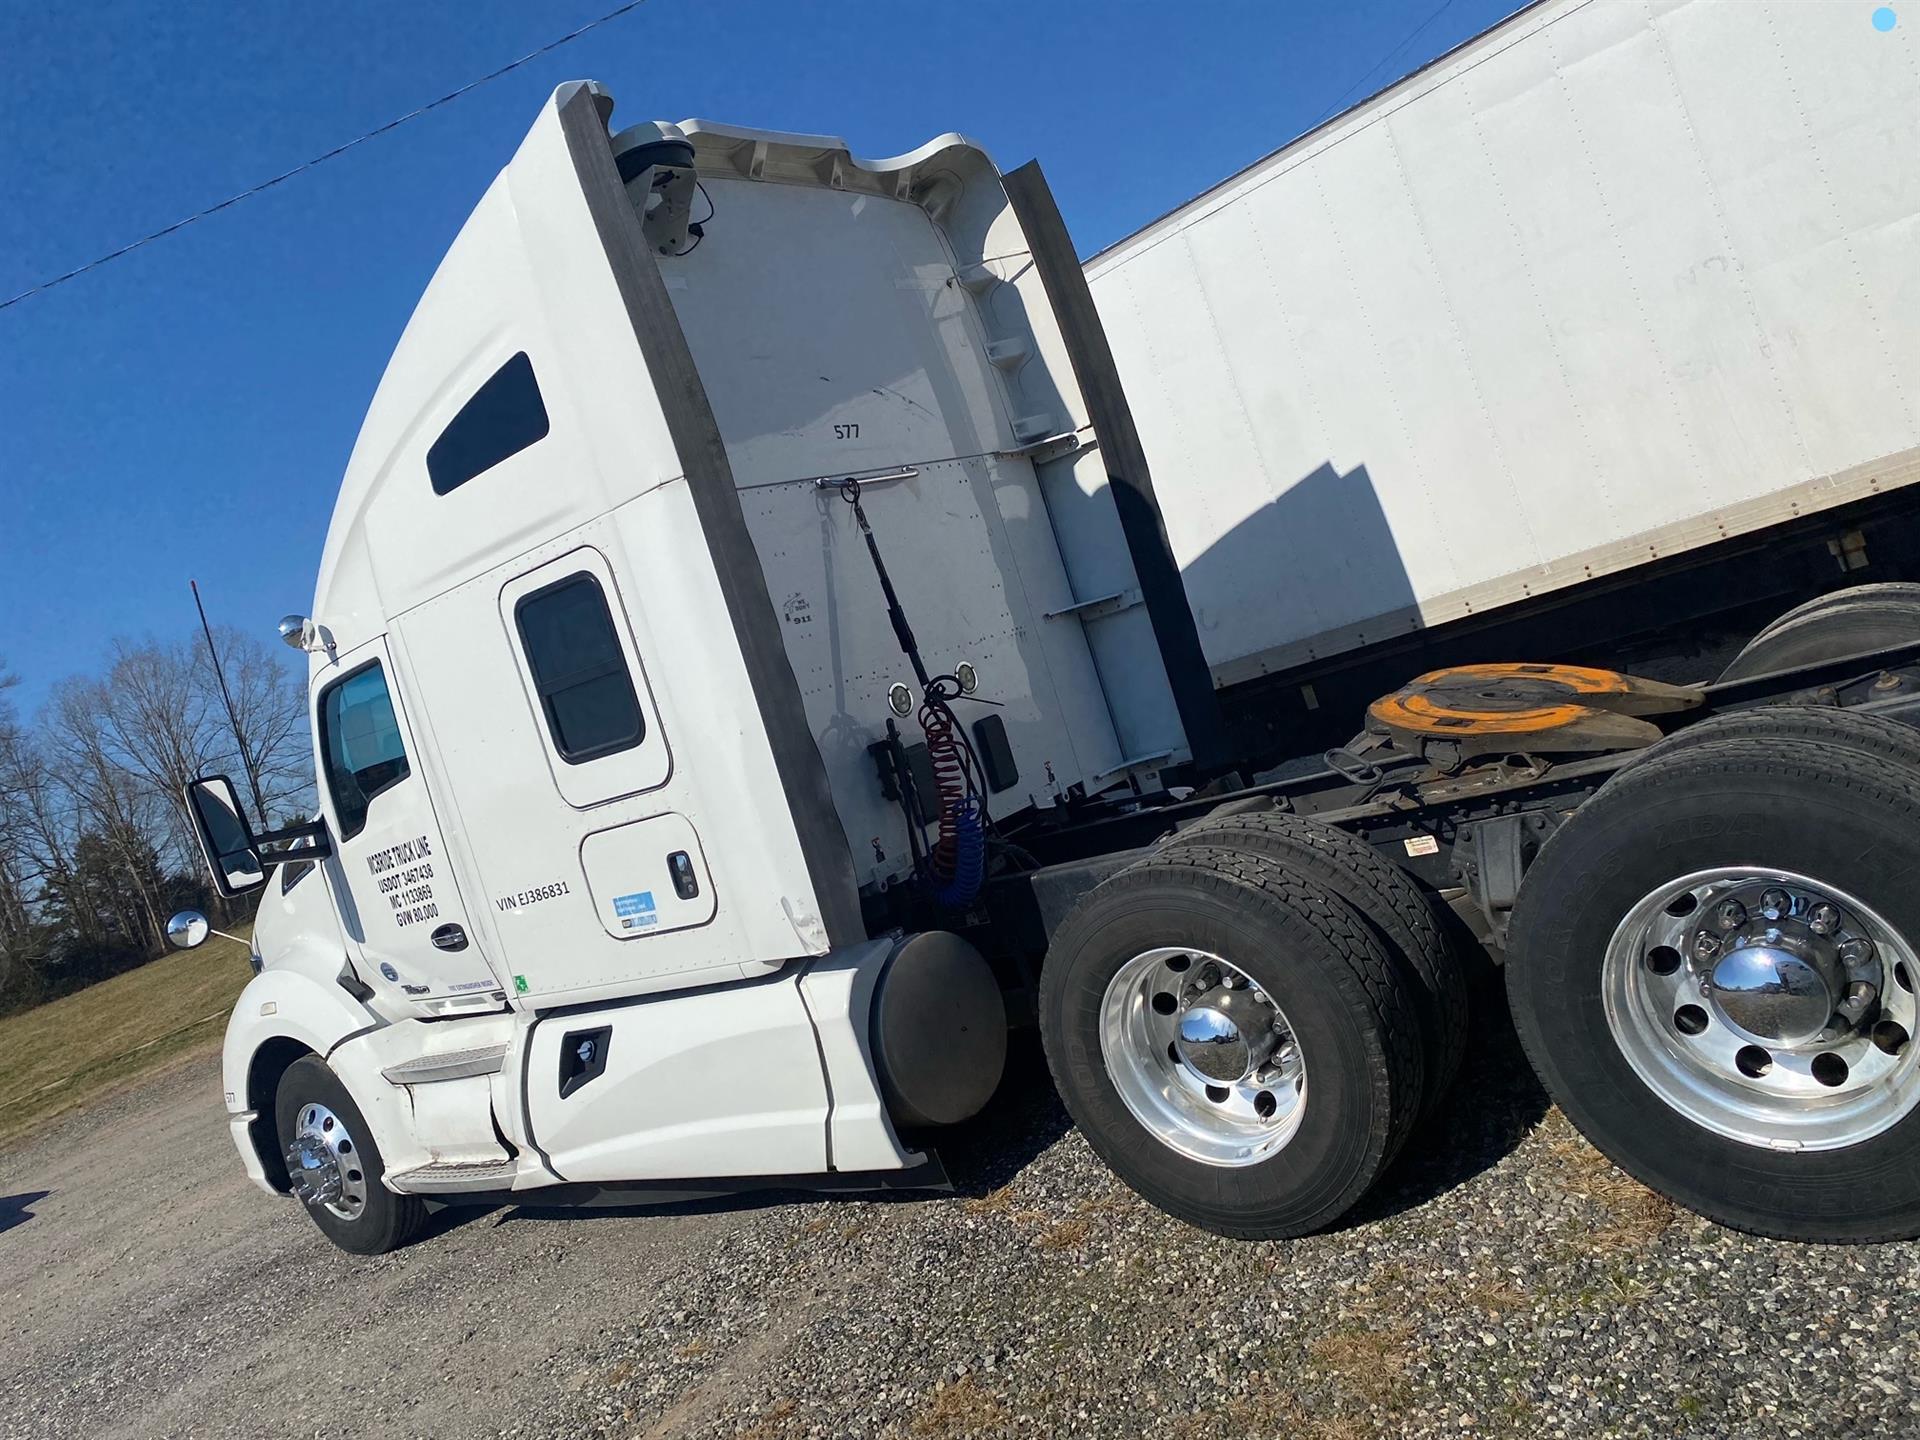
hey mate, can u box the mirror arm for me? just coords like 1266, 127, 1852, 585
254, 818, 327, 846
252, 818, 333, 860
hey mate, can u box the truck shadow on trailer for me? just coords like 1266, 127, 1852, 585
1177, 459, 1417, 699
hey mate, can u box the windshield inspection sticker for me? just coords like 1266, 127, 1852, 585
612, 891, 658, 931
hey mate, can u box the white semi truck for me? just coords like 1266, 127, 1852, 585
175, 73, 1920, 1257
1091, 0, 1920, 765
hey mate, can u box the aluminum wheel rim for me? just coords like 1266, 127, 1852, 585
1098, 946, 1306, 1167
1602, 866, 1920, 1151
286, 1101, 369, 1220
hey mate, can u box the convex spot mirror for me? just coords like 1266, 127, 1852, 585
166, 911, 211, 949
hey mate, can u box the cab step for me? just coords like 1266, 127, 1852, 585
387, 1157, 520, 1194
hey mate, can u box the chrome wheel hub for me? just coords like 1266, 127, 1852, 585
1602, 868, 1920, 1150
1099, 947, 1306, 1168
285, 1102, 369, 1220
1708, 940, 1833, 1046
1175, 984, 1280, 1082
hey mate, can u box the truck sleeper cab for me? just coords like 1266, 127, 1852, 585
182, 78, 1920, 1256
183, 80, 1177, 1253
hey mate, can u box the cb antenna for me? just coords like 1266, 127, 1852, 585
191, 580, 271, 821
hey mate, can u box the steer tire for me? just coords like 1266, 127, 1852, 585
275, 1056, 427, 1256
1040, 845, 1425, 1239
1719, 584, 1920, 682
1507, 736, 1920, 1242
1630, 703, 1920, 775
1163, 808, 1470, 1117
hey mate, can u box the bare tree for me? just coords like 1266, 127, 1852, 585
198, 625, 313, 823
0, 663, 43, 1000
89, 638, 224, 865
0, 626, 314, 1012
43, 679, 174, 950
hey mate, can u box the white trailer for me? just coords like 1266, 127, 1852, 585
1090, 0, 1920, 697
172, 68, 1920, 1258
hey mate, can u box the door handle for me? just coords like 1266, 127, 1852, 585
667, 851, 700, 900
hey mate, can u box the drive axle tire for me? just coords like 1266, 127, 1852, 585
1718, 584, 1920, 682
1762, 582, 1920, 634
1040, 845, 1424, 1239
1165, 808, 1470, 1115
275, 1056, 427, 1255
1507, 737, 1920, 1242
1631, 703, 1920, 774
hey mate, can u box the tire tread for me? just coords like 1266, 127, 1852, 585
1167, 808, 1470, 1112
1509, 734, 1920, 1242
1042, 844, 1424, 1238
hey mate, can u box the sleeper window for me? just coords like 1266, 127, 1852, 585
318, 662, 411, 840
427, 351, 550, 495
516, 574, 645, 764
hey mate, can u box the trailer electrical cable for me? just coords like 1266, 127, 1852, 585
836, 477, 993, 909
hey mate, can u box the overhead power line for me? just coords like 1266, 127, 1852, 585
0, 0, 651, 314
1309, 0, 1461, 130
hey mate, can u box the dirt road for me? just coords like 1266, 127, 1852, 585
5, 1012, 1918, 1439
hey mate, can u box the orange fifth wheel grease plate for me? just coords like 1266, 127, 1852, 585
1368, 663, 1701, 751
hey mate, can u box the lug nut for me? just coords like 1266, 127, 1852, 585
1840, 937, 1877, 970
1807, 902, 1842, 936
1715, 899, 1748, 931
1691, 931, 1722, 961
1760, 888, 1793, 921
1836, 980, 1878, 1027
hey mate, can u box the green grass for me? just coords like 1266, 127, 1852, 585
0, 926, 255, 1145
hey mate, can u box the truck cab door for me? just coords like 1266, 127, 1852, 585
312, 638, 500, 1006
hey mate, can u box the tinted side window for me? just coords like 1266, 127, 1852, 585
427, 351, 550, 495
515, 575, 645, 764
318, 662, 411, 840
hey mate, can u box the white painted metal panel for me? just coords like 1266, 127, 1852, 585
524, 975, 830, 1182
1089, 0, 1920, 684
660, 146, 1145, 880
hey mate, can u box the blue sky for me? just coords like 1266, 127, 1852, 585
0, 0, 1521, 714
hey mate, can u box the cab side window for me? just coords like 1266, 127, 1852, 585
319, 662, 411, 840
428, 351, 549, 495
515, 574, 644, 764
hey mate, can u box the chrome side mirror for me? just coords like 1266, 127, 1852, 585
166, 911, 211, 949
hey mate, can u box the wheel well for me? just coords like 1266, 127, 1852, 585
246, 1037, 315, 1193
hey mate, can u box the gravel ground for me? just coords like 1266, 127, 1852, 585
5, 993, 1919, 1440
